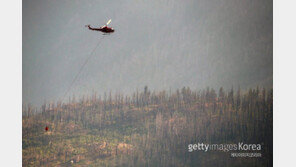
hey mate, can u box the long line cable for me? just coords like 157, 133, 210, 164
62, 35, 106, 102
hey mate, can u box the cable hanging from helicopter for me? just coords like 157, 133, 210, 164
62, 19, 114, 102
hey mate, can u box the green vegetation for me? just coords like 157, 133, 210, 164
23, 86, 272, 166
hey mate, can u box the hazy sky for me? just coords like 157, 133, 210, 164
23, 0, 272, 106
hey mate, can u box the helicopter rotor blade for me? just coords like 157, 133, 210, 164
106, 19, 111, 26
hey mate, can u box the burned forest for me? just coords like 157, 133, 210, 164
22, 86, 272, 166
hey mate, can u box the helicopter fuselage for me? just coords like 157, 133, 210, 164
87, 25, 114, 33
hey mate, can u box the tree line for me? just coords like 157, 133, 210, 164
23, 86, 273, 166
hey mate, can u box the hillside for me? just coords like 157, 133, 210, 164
22, 86, 272, 166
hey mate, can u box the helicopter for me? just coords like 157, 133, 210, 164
86, 19, 114, 34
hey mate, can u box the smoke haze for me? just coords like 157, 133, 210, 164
23, 0, 272, 106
